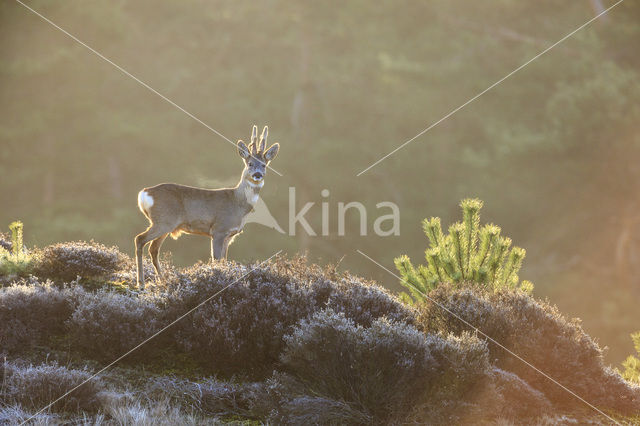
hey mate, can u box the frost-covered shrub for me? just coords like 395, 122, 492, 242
418, 284, 640, 413
67, 290, 164, 361
164, 256, 414, 378
1, 361, 103, 413
281, 308, 489, 423
0, 404, 58, 425
165, 261, 316, 377
32, 241, 129, 282
265, 257, 416, 326
103, 398, 205, 425
150, 371, 374, 424
275, 396, 373, 426
110, 257, 168, 286
422, 332, 491, 404
0, 278, 84, 353
144, 376, 266, 419
410, 365, 552, 424
480, 367, 552, 420
0, 232, 12, 251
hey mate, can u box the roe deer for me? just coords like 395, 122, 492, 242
135, 125, 279, 288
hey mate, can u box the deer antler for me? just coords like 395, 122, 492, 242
250, 125, 258, 155
259, 126, 268, 153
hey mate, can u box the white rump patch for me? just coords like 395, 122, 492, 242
138, 190, 154, 213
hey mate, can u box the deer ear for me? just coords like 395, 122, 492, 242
264, 143, 279, 161
237, 140, 250, 159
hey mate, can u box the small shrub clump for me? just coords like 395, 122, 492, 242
67, 289, 165, 362
418, 284, 640, 414
32, 240, 129, 282
395, 199, 533, 302
481, 367, 553, 420
281, 308, 490, 423
1, 360, 103, 413
0, 278, 84, 353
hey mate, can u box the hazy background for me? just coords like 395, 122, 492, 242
1, 0, 639, 363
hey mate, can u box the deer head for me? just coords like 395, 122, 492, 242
237, 125, 279, 187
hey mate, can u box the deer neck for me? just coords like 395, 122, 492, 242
235, 177, 262, 208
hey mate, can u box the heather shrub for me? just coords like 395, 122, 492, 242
67, 289, 164, 362
281, 308, 489, 423
164, 256, 414, 378
421, 332, 491, 403
411, 365, 552, 424
418, 284, 640, 413
165, 261, 315, 377
0, 278, 84, 353
103, 399, 208, 425
144, 376, 268, 420
264, 257, 416, 326
275, 396, 373, 425
480, 367, 552, 420
32, 240, 129, 282
1, 360, 103, 413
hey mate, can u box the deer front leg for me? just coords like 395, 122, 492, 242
222, 238, 231, 260
211, 234, 226, 261
222, 230, 241, 259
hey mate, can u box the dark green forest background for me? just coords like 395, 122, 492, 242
1, 0, 639, 363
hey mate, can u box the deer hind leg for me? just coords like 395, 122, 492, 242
135, 225, 171, 289
148, 233, 168, 279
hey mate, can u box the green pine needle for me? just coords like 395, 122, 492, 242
395, 199, 533, 304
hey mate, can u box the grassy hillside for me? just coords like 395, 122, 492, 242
0, 236, 638, 424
